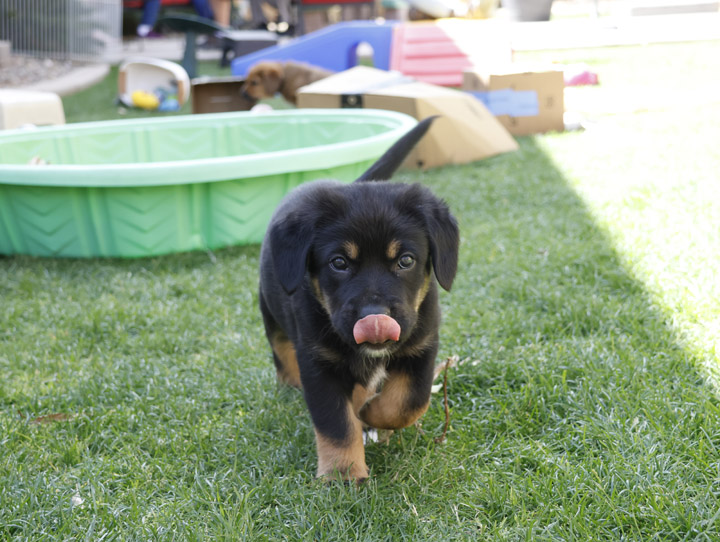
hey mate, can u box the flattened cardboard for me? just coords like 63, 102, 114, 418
462, 66, 565, 136
296, 67, 412, 109
297, 66, 517, 169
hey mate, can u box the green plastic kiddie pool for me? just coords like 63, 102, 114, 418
0, 109, 416, 258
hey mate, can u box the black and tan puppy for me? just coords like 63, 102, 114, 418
258, 117, 459, 482
240, 61, 333, 105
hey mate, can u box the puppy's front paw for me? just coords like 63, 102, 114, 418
317, 457, 369, 484
317, 466, 369, 485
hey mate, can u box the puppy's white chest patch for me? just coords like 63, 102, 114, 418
366, 365, 388, 393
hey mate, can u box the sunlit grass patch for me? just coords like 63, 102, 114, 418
540, 102, 720, 378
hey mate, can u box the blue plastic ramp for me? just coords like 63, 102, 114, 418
231, 21, 396, 76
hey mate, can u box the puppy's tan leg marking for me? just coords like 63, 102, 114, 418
315, 399, 368, 481
357, 372, 430, 430
352, 366, 387, 418
270, 332, 301, 389
352, 383, 372, 418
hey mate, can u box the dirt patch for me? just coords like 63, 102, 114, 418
0, 56, 88, 87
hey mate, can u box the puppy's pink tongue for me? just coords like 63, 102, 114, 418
353, 314, 401, 345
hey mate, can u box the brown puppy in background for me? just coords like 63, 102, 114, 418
240, 61, 333, 105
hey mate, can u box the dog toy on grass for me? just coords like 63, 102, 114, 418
126, 88, 181, 112
131, 90, 160, 110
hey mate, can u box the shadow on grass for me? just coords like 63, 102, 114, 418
1, 137, 719, 539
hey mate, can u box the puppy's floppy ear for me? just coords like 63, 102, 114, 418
265, 64, 282, 80
405, 184, 459, 291
425, 199, 459, 291
261, 63, 283, 92
268, 183, 347, 294
268, 213, 314, 295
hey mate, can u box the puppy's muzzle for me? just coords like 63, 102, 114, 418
240, 88, 255, 102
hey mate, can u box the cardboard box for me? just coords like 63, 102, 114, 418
297, 66, 517, 169
191, 76, 255, 114
462, 66, 564, 136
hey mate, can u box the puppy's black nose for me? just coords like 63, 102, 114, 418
358, 304, 391, 319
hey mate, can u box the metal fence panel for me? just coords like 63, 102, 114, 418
0, 0, 122, 61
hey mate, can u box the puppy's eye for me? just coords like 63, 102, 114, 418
398, 254, 415, 270
330, 256, 348, 271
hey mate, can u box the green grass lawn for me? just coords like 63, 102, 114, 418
2, 41, 720, 540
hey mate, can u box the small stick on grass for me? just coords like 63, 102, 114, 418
434, 356, 456, 444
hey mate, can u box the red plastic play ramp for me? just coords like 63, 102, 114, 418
390, 20, 512, 87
